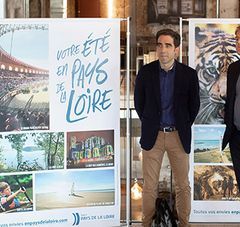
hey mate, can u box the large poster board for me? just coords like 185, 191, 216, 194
0, 0, 4, 18
189, 19, 240, 222
0, 18, 120, 227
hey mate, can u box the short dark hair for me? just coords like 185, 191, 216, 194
156, 29, 181, 47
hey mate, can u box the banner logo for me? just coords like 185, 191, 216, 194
72, 213, 80, 226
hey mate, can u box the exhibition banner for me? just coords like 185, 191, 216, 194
0, 18, 120, 227
0, 1, 4, 19
189, 19, 240, 222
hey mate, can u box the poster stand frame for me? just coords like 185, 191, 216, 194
121, 16, 131, 227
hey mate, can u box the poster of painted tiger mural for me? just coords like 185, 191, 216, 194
189, 19, 240, 124
189, 19, 240, 223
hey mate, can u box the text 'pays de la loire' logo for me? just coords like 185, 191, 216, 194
72, 213, 80, 226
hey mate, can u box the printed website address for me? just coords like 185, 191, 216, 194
0, 218, 68, 227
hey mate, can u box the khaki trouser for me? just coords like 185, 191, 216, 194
142, 131, 191, 227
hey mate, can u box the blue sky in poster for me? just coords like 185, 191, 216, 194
35, 169, 114, 193
194, 126, 225, 140
0, 25, 48, 69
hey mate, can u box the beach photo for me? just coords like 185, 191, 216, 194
194, 165, 239, 201
0, 173, 33, 213
67, 130, 114, 169
194, 126, 231, 163
35, 169, 115, 211
0, 131, 64, 172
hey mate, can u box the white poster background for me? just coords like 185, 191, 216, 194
0, 18, 121, 227
0, 0, 4, 18
189, 18, 240, 222
49, 19, 120, 133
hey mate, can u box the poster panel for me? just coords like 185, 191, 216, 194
189, 19, 240, 124
189, 19, 240, 222
0, 18, 120, 227
0, 0, 4, 18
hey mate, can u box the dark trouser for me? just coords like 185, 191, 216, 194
229, 129, 240, 191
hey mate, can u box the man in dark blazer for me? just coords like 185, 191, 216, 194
222, 25, 240, 190
134, 29, 200, 227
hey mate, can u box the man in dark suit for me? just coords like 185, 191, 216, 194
222, 25, 240, 190
134, 29, 200, 227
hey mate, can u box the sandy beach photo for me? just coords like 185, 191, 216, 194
36, 190, 114, 210
35, 169, 115, 211
193, 126, 231, 163
194, 147, 231, 163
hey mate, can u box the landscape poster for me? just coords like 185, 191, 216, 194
0, 18, 120, 227
189, 19, 240, 222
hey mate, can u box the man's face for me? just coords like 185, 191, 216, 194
236, 30, 240, 54
2, 186, 11, 196
156, 35, 179, 65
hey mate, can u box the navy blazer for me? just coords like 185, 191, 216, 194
222, 60, 240, 150
134, 60, 200, 154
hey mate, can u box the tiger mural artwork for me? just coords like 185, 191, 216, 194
195, 25, 240, 124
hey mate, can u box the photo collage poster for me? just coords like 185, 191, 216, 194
0, 18, 120, 227
189, 19, 240, 222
